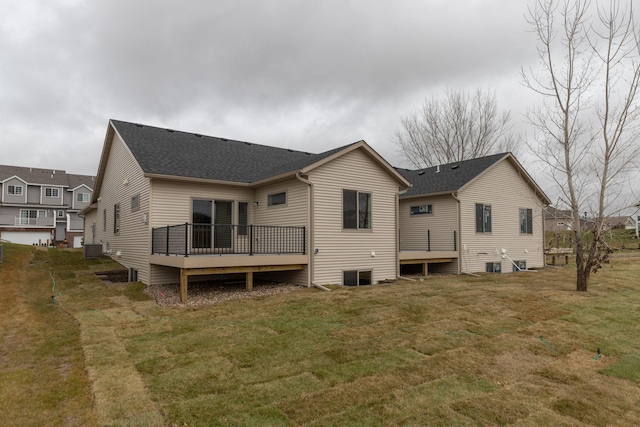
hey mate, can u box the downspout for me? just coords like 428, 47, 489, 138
451, 192, 462, 274
396, 187, 409, 279
295, 173, 315, 288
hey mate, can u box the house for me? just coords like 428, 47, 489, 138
396, 153, 551, 275
544, 206, 578, 231
82, 120, 410, 301
603, 216, 637, 230
0, 165, 94, 247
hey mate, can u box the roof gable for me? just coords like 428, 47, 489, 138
0, 165, 69, 187
397, 153, 550, 204
397, 153, 507, 197
107, 120, 409, 187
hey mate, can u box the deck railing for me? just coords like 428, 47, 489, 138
400, 230, 457, 252
152, 223, 306, 256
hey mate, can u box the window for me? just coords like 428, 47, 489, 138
267, 192, 286, 206
45, 188, 59, 198
520, 208, 533, 234
114, 204, 120, 234
129, 268, 138, 282
344, 270, 372, 286
8, 185, 23, 196
410, 204, 433, 215
103, 209, 107, 232
57, 210, 65, 218
475, 203, 492, 233
131, 194, 140, 211
343, 190, 371, 229
77, 193, 90, 202
486, 262, 502, 273
19, 209, 46, 225
238, 202, 248, 236
512, 260, 527, 272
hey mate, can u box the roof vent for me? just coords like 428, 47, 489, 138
451, 165, 459, 169
221, 138, 228, 141
436, 165, 440, 173
194, 133, 202, 137
135, 123, 143, 127
418, 171, 425, 176
167, 129, 174, 133
287, 149, 294, 152
244, 141, 251, 145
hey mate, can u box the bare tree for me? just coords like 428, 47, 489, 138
523, 0, 640, 291
393, 87, 517, 168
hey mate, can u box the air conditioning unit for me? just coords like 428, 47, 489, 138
83, 244, 103, 259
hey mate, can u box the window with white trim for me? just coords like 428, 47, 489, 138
343, 190, 371, 229
77, 192, 90, 202
8, 185, 23, 196
103, 209, 107, 232
57, 210, 65, 218
45, 187, 59, 198
131, 194, 140, 211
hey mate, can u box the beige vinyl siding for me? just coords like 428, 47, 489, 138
254, 178, 308, 227
150, 180, 254, 227
309, 148, 399, 285
92, 132, 152, 284
458, 160, 545, 274
149, 180, 256, 285
254, 178, 310, 285
399, 195, 457, 251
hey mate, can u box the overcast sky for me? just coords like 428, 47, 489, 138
9, 0, 640, 216
1, 0, 542, 174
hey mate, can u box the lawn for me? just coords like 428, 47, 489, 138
1, 243, 640, 426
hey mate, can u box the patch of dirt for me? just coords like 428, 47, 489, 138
144, 280, 306, 307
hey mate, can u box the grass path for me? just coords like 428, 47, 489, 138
75, 299, 165, 426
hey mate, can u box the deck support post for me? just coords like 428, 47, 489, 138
246, 271, 253, 291
180, 269, 188, 304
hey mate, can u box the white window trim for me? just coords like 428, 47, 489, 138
45, 187, 60, 198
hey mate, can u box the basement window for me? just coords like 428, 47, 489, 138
344, 270, 372, 286
486, 262, 502, 273
512, 260, 527, 272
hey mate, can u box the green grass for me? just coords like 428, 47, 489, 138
2, 244, 640, 425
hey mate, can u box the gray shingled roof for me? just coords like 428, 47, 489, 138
0, 164, 72, 187
67, 174, 95, 190
396, 153, 508, 197
111, 120, 358, 183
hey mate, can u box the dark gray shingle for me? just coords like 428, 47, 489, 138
111, 120, 355, 183
396, 153, 508, 197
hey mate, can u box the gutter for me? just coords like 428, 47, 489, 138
451, 192, 462, 275
295, 173, 314, 287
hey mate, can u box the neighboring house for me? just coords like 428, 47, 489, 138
396, 153, 551, 275
603, 216, 636, 230
544, 206, 578, 231
0, 165, 94, 247
82, 120, 410, 301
